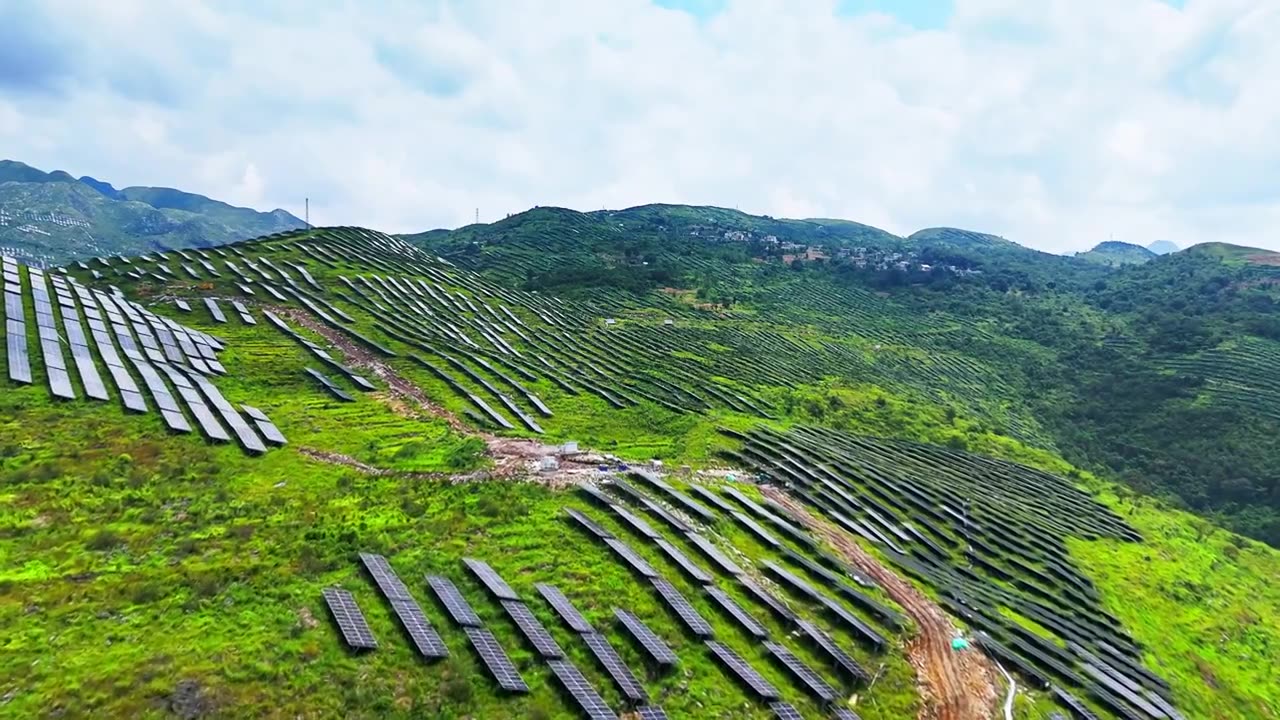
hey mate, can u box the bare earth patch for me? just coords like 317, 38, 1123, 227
763, 488, 1000, 720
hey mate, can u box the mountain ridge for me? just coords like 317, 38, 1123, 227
0, 159, 304, 264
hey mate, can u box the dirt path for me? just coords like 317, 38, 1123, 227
277, 307, 620, 485
762, 488, 1000, 720
276, 307, 999, 717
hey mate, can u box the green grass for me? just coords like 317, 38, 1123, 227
1069, 495, 1280, 720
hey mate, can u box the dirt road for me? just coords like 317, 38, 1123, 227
762, 488, 1000, 720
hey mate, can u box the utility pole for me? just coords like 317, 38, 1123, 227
305, 198, 310, 229
475, 208, 479, 224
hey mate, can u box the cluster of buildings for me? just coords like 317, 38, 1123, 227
701, 226, 977, 276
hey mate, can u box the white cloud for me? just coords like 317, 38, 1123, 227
2, 0, 1279, 252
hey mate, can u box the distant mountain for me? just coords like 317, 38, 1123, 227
1148, 239, 1179, 255
0, 160, 305, 264
1075, 240, 1157, 267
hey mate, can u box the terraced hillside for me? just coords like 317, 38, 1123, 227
2, 227, 1278, 720
409, 206, 1280, 547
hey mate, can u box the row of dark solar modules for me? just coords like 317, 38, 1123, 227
572, 475, 892, 719
322, 553, 674, 719
5, 256, 286, 454
102, 228, 783, 429
331, 270, 629, 420
252, 240, 778, 420
723, 425, 1180, 720
260, 310, 378, 402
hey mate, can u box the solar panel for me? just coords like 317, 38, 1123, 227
609, 504, 662, 540
426, 574, 483, 627
704, 586, 770, 639
732, 511, 783, 547
738, 577, 797, 624
683, 532, 744, 576
765, 641, 839, 702
769, 702, 805, 720
635, 707, 669, 720
321, 587, 378, 650
462, 557, 521, 601
204, 298, 227, 323
565, 507, 614, 539
546, 658, 617, 720
359, 552, 413, 600
536, 583, 595, 634
763, 561, 822, 601
651, 578, 714, 637
579, 483, 614, 507
705, 640, 779, 699
582, 631, 648, 703
604, 538, 659, 578
614, 609, 678, 667
465, 626, 530, 693
817, 595, 886, 650
652, 539, 714, 584
689, 484, 741, 514
832, 709, 864, 720
390, 598, 450, 659
797, 620, 869, 682
501, 600, 564, 658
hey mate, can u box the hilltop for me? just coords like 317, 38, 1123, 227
1075, 241, 1157, 267
407, 204, 1280, 547
0, 160, 304, 265
1, 210, 1278, 720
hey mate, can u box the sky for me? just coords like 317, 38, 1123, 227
1, 0, 1277, 253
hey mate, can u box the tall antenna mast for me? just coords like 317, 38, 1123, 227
305, 198, 310, 229
475, 208, 479, 224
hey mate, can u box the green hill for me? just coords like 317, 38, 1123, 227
0, 160, 304, 265
1075, 241, 1157, 266
1, 212, 1278, 720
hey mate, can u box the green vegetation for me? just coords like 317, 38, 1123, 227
1075, 241, 1157, 267
2, 203, 1279, 720
408, 204, 1280, 546
0, 159, 303, 265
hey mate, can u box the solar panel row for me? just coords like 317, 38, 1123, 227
466, 626, 530, 694
546, 658, 615, 719
501, 599, 564, 659
322, 587, 378, 650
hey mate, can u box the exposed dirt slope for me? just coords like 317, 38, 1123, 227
763, 488, 1000, 720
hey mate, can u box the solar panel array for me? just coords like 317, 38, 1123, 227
615, 608, 679, 667
463, 557, 522, 601
536, 583, 595, 634
2, 255, 281, 456
705, 585, 770, 640
426, 574, 483, 627
4, 257, 32, 384
706, 640, 780, 699
765, 641, 839, 703
466, 626, 530, 693
547, 658, 617, 720
51, 274, 108, 400
29, 270, 74, 399
770, 701, 805, 719
322, 587, 378, 650
358, 553, 448, 659
501, 599, 564, 658
582, 631, 648, 703
650, 577, 714, 637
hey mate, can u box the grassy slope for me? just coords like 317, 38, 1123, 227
3, 228, 1279, 718
0, 309, 919, 719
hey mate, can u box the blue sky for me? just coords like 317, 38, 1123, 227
1, 0, 1277, 252
658, 0, 956, 29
